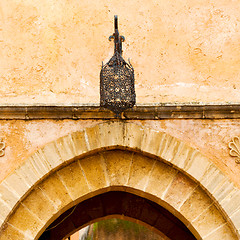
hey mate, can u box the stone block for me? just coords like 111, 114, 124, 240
201, 165, 226, 194
192, 205, 226, 237
30, 151, 52, 178
101, 150, 133, 186
221, 190, 240, 217
0, 200, 11, 224
98, 121, 124, 148
203, 224, 238, 240
41, 142, 63, 169
158, 134, 175, 162
230, 208, 240, 230
164, 172, 197, 210
211, 179, 235, 203
184, 152, 211, 182
70, 130, 88, 157
0, 183, 19, 209
145, 160, 178, 199
123, 123, 144, 150
7, 204, 44, 239
55, 134, 76, 162
180, 186, 213, 222
79, 154, 109, 191
0, 223, 31, 240
3, 171, 29, 198
57, 161, 90, 201
161, 137, 183, 163
84, 125, 100, 151
140, 128, 165, 156
170, 142, 193, 168
127, 153, 155, 191
38, 172, 72, 210
22, 187, 57, 222
15, 159, 41, 188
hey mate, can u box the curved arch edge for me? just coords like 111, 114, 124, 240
0, 121, 239, 238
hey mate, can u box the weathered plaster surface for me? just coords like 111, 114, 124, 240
0, 120, 240, 189
0, 0, 240, 103
142, 120, 240, 188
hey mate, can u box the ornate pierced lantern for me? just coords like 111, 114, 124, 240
100, 15, 136, 116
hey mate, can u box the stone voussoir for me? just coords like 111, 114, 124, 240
157, 134, 175, 162
101, 150, 133, 186
230, 208, 240, 230
55, 134, 76, 162
145, 160, 178, 200
126, 153, 156, 191
191, 204, 227, 238
0, 200, 11, 224
37, 172, 73, 211
57, 160, 91, 201
15, 159, 42, 188
170, 141, 190, 168
97, 121, 124, 148
84, 124, 101, 151
7, 203, 45, 239
211, 179, 235, 203
0, 183, 19, 212
30, 150, 52, 177
2, 172, 30, 199
21, 187, 58, 223
201, 165, 228, 197
179, 186, 213, 224
221, 190, 240, 217
160, 137, 182, 164
0, 223, 32, 240
123, 122, 145, 149
184, 152, 211, 182
70, 130, 89, 157
41, 141, 63, 169
79, 154, 109, 191
140, 128, 166, 156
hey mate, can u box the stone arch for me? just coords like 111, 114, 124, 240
0, 121, 239, 239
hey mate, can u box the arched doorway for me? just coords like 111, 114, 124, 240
0, 122, 239, 239
39, 190, 196, 240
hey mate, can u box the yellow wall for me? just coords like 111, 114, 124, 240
0, 0, 240, 104
1, 2, 240, 238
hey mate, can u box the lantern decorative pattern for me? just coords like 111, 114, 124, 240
100, 15, 136, 116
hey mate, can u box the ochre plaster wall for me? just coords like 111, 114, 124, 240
0, 0, 240, 104
0, 119, 240, 188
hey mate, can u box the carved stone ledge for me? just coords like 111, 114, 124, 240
0, 103, 239, 119
229, 137, 240, 164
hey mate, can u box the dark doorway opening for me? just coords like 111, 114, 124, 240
39, 191, 197, 240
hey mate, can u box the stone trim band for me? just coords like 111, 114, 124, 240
0, 104, 239, 119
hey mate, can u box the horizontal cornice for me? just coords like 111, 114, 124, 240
0, 103, 239, 120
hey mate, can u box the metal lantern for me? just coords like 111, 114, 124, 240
100, 15, 136, 116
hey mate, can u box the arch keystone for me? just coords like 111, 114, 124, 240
79, 154, 109, 191
98, 121, 124, 147
123, 122, 144, 149
101, 150, 133, 186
